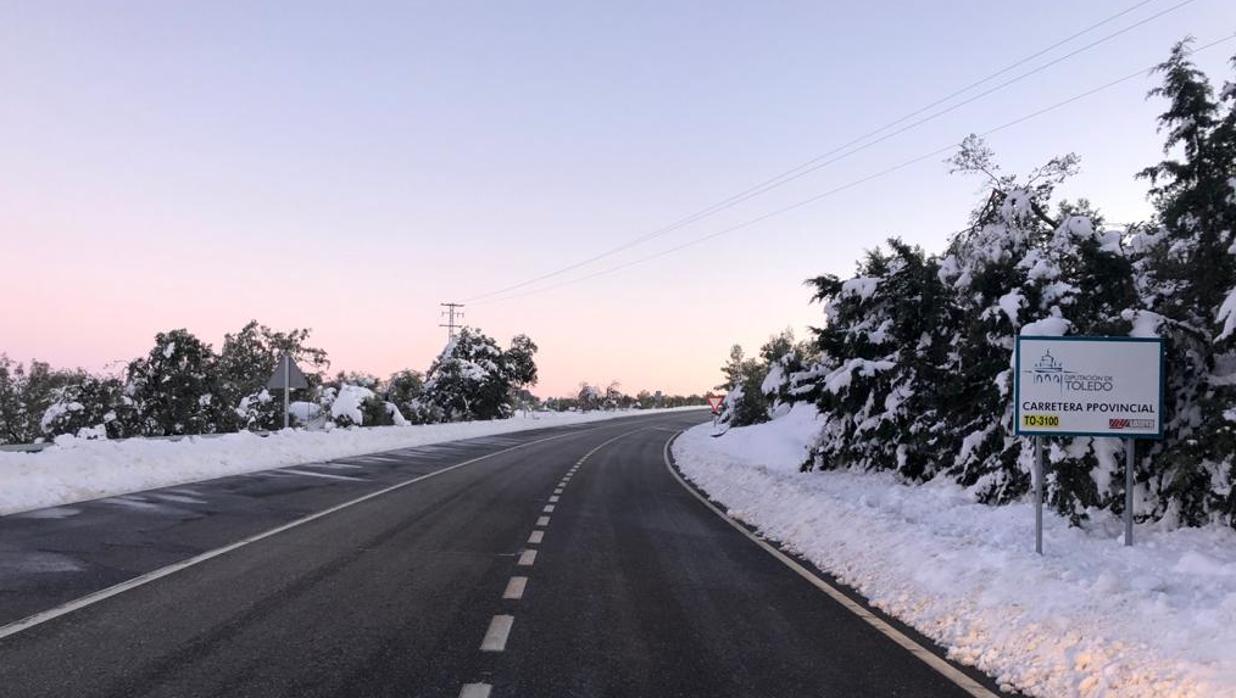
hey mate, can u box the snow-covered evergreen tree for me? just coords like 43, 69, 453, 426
1133, 41, 1236, 525
806, 239, 956, 481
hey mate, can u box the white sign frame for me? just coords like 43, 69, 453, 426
1014, 335, 1164, 439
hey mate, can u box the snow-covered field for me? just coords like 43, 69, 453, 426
674, 404, 1236, 697
0, 408, 698, 517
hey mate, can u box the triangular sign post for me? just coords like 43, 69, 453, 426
706, 394, 725, 414
266, 355, 309, 429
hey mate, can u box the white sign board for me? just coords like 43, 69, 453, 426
1014, 336, 1164, 438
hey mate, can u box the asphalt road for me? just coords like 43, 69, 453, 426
0, 411, 1003, 697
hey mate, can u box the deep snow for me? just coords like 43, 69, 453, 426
0, 408, 697, 517
673, 403, 1236, 697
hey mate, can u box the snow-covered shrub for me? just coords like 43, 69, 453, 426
40, 376, 138, 440
235, 389, 281, 430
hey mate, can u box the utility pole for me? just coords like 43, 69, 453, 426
440, 302, 465, 339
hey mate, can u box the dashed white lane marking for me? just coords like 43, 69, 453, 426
459, 683, 492, 698
548, 495, 560, 503
480, 615, 514, 652
553, 488, 564, 495
517, 550, 538, 566
542, 504, 555, 513
536, 516, 550, 527
0, 428, 597, 643
528, 530, 544, 544
661, 432, 998, 698
503, 576, 528, 600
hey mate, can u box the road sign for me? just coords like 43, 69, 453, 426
1014, 336, 1164, 438
266, 355, 309, 390
706, 394, 724, 414
266, 355, 309, 429
1015, 335, 1164, 552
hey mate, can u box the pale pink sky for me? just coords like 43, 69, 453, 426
2, 2, 1233, 396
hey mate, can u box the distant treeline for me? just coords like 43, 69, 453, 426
0, 323, 541, 442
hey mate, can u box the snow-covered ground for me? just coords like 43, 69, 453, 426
674, 403, 1236, 698
0, 408, 699, 517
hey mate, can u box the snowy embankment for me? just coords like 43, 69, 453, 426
674, 404, 1236, 698
0, 408, 698, 517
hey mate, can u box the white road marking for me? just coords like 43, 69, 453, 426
661, 432, 998, 698
548, 495, 559, 503
275, 468, 364, 481
542, 505, 555, 513
517, 550, 537, 566
503, 576, 528, 600
0, 428, 597, 642
528, 530, 544, 544
459, 683, 492, 698
536, 516, 550, 527
553, 488, 563, 495
480, 615, 514, 652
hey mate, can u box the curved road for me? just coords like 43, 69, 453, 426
0, 411, 1003, 696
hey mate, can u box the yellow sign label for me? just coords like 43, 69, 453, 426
1022, 414, 1060, 428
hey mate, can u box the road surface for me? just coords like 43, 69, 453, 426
0, 411, 1004, 696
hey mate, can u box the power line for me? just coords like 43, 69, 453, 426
465, 0, 1193, 303
471, 31, 1236, 306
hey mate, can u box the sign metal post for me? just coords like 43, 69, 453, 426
1125, 438, 1135, 546
1034, 436, 1043, 555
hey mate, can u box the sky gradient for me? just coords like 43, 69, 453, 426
2, 1, 1234, 396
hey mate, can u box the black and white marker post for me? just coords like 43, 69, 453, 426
1014, 335, 1164, 556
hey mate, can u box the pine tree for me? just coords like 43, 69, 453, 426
1134, 42, 1236, 525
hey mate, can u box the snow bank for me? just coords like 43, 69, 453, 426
674, 405, 1236, 697
0, 408, 699, 516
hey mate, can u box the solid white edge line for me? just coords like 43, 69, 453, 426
503, 576, 528, 600
661, 431, 998, 698
459, 683, 492, 698
0, 428, 594, 642
480, 614, 514, 651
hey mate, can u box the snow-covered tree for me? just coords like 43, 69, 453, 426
1132, 41, 1236, 525
421, 328, 537, 421
0, 357, 83, 443
217, 320, 329, 430
126, 329, 231, 436
806, 240, 956, 480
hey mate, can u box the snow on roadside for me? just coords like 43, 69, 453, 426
0, 408, 699, 517
673, 403, 1236, 697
